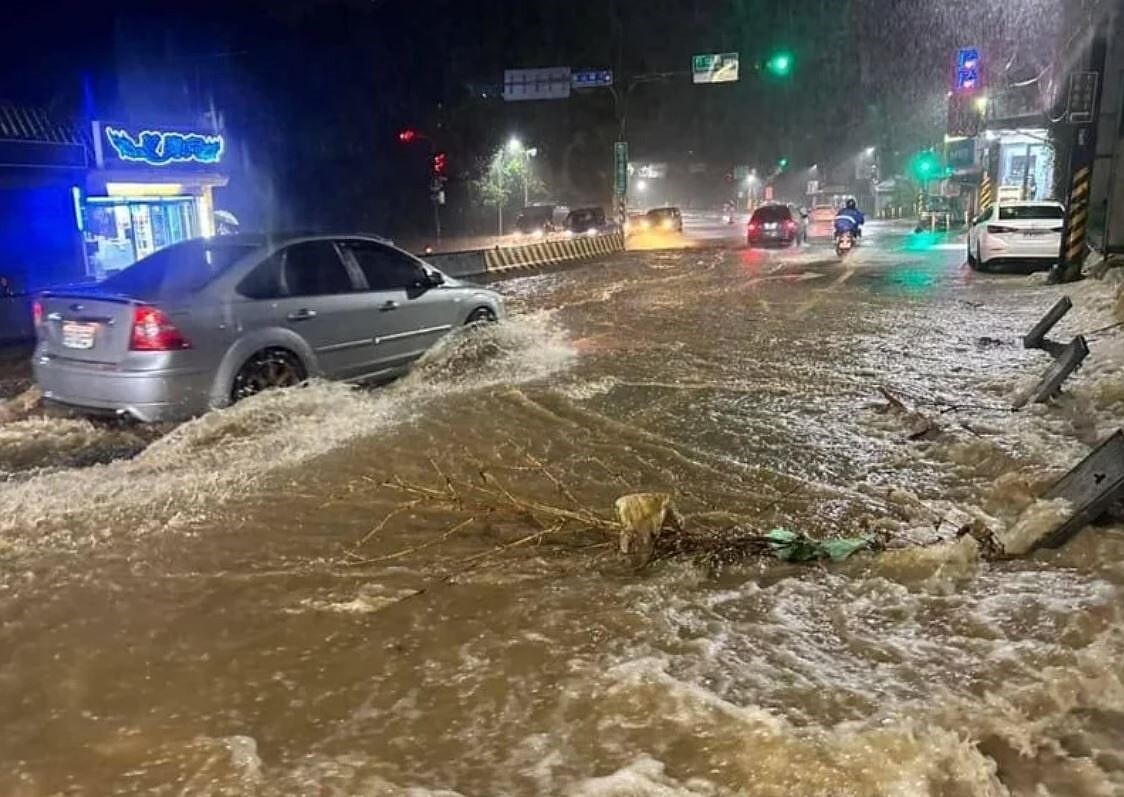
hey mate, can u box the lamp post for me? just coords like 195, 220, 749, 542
507, 138, 538, 208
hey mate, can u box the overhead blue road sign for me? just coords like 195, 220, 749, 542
572, 69, 613, 89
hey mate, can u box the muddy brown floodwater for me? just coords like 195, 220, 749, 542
2, 223, 1123, 796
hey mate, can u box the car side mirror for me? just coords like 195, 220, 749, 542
426, 271, 445, 287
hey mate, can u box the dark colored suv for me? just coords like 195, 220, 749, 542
747, 204, 801, 247
565, 207, 606, 235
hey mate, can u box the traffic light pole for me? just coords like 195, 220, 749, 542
608, 71, 687, 227
1055, 26, 1108, 283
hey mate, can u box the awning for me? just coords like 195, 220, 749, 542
0, 104, 88, 170
86, 169, 228, 194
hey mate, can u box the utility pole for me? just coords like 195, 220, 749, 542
1055, 24, 1109, 282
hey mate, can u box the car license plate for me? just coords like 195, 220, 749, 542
1023, 230, 1049, 237
61, 321, 97, 350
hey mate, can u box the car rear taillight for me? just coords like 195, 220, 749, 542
784, 220, 797, 231
987, 224, 1018, 234
748, 222, 759, 232
130, 306, 191, 351
31, 300, 44, 328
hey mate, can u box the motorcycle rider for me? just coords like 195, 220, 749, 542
833, 198, 865, 241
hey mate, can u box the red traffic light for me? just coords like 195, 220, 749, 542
398, 129, 418, 143
432, 151, 447, 176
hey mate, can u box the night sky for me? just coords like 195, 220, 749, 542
2, 0, 1063, 235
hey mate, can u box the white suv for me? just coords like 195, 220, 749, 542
967, 201, 1065, 272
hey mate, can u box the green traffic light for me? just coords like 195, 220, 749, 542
911, 150, 941, 181
778, 158, 789, 168
766, 51, 794, 77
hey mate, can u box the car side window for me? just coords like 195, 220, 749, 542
237, 253, 284, 299
342, 242, 426, 291
282, 241, 355, 296
974, 206, 992, 226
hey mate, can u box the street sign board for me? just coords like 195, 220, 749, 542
572, 69, 613, 89
764, 185, 774, 201
614, 141, 628, 196
504, 67, 571, 102
636, 162, 667, 179
692, 53, 739, 84
734, 164, 750, 181
806, 180, 819, 195
946, 137, 977, 170
1067, 71, 1099, 124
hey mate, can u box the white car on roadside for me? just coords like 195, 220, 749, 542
967, 201, 1065, 271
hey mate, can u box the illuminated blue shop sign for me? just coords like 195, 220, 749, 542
104, 126, 224, 166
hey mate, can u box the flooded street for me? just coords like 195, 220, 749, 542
2, 224, 1124, 796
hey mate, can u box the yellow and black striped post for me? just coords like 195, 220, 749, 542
1061, 164, 1092, 268
978, 172, 993, 213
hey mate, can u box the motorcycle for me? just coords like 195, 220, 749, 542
834, 229, 856, 258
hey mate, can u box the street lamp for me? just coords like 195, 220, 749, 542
508, 136, 523, 153
636, 179, 648, 192
864, 146, 876, 157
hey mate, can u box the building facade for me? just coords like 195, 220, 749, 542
0, 106, 228, 291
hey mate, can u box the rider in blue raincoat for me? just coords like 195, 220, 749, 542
833, 198, 865, 239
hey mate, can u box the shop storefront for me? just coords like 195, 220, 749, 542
991, 129, 1055, 202
80, 121, 226, 279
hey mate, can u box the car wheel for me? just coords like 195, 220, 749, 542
231, 348, 306, 404
465, 307, 497, 325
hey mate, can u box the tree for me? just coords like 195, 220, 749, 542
473, 145, 544, 235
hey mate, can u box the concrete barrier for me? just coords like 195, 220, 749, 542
0, 296, 33, 343
422, 233, 625, 279
484, 232, 625, 273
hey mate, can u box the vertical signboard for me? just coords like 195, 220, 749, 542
1067, 71, 1099, 124
614, 141, 628, 196
954, 47, 981, 92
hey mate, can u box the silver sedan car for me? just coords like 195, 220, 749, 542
32, 233, 505, 421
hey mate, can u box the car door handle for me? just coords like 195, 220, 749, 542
287, 308, 317, 321
379, 301, 399, 312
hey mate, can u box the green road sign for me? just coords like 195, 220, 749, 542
614, 141, 628, 196
692, 52, 739, 84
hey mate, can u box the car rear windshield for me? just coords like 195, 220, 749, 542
751, 206, 791, 222
99, 240, 258, 298
998, 205, 1064, 220
647, 208, 678, 219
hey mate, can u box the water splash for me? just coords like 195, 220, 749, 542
0, 312, 574, 555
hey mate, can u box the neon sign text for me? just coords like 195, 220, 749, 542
105, 127, 224, 166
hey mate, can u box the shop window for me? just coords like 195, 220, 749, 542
83, 197, 201, 279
